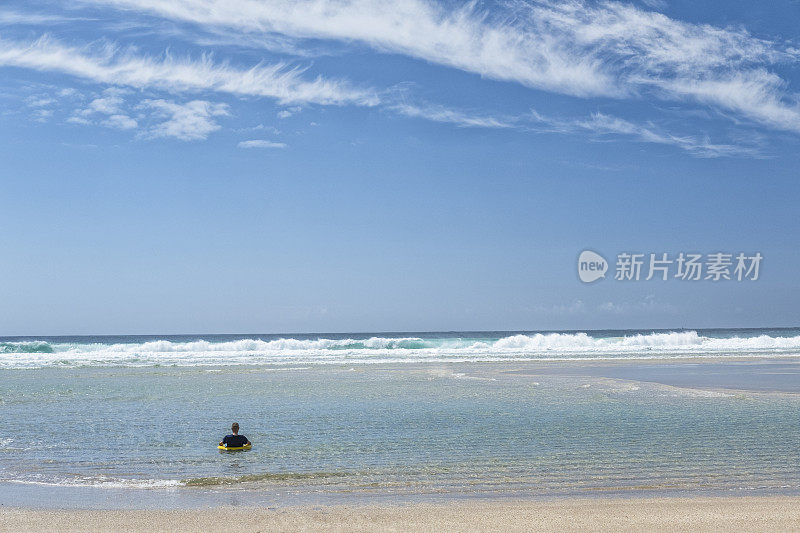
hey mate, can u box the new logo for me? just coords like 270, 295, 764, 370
578, 250, 608, 283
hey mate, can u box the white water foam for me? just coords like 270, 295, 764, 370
1, 331, 799, 369
2, 476, 182, 489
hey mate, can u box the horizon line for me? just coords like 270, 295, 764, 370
2, 325, 799, 339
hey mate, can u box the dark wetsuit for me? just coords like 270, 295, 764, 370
221, 434, 249, 447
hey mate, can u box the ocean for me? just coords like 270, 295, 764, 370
3, 328, 800, 368
1, 328, 799, 508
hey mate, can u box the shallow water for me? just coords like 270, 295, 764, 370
1, 357, 799, 507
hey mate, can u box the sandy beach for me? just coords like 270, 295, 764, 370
2, 496, 800, 532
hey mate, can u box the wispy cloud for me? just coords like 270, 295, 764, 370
25, 95, 55, 108
392, 101, 761, 157
31, 108, 53, 122
277, 105, 301, 119
392, 103, 515, 128
532, 295, 678, 316
138, 99, 228, 140
3, 2, 796, 153
69, 87, 139, 130
24, 91, 58, 122
79, 89, 127, 116
83, 0, 617, 97
102, 113, 138, 130
528, 109, 764, 158
237, 139, 286, 149
0, 35, 379, 107
82, 0, 800, 133
234, 124, 281, 135
0, 9, 85, 26
64, 87, 226, 139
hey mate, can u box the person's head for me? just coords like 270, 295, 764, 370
231, 422, 239, 435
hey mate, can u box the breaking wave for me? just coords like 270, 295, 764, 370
0, 341, 54, 354
1, 331, 799, 368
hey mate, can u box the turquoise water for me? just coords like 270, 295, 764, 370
1, 334, 799, 507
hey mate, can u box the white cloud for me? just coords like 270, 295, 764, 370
85, 0, 617, 97
234, 123, 281, 134
532, 295, 677, 316
58, 88, 79, 97
0, 35, 379, 107
391, 101, 763, 157
25, 95, 55, 107
596, 295, 678, 315
69, 87, 136, 129
5, 2, 797, 149
82, 93, 124, 115
82, 0, 800, 132
25, 93, 57, 123
529, 109, 763, 158
0, 10, 81, 26
31, 108, 53, 122
65, 90, 221, 137
277, 105, 301, 118
138, 99, 229, 140
237, 139, 287, 149
392, 103, 515, 128
66, 115, 92, 125
102, 113, 138, 129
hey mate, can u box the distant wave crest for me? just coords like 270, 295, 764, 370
1, 331, 799, 368
104, 337, 432, 353
0, 341, 54, 354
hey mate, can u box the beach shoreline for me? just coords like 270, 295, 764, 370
3, 496, 799, 532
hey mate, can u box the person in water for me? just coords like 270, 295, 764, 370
219, 422, 251, 448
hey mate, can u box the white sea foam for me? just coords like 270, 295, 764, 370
1, 331, 799, 369
3, 476, 182, 489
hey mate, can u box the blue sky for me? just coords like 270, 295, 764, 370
1, 0, 799, 334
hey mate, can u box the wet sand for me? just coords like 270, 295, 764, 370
2, 496, 800, 532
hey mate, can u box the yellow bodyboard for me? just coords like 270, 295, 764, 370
218, 443, 252, 451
